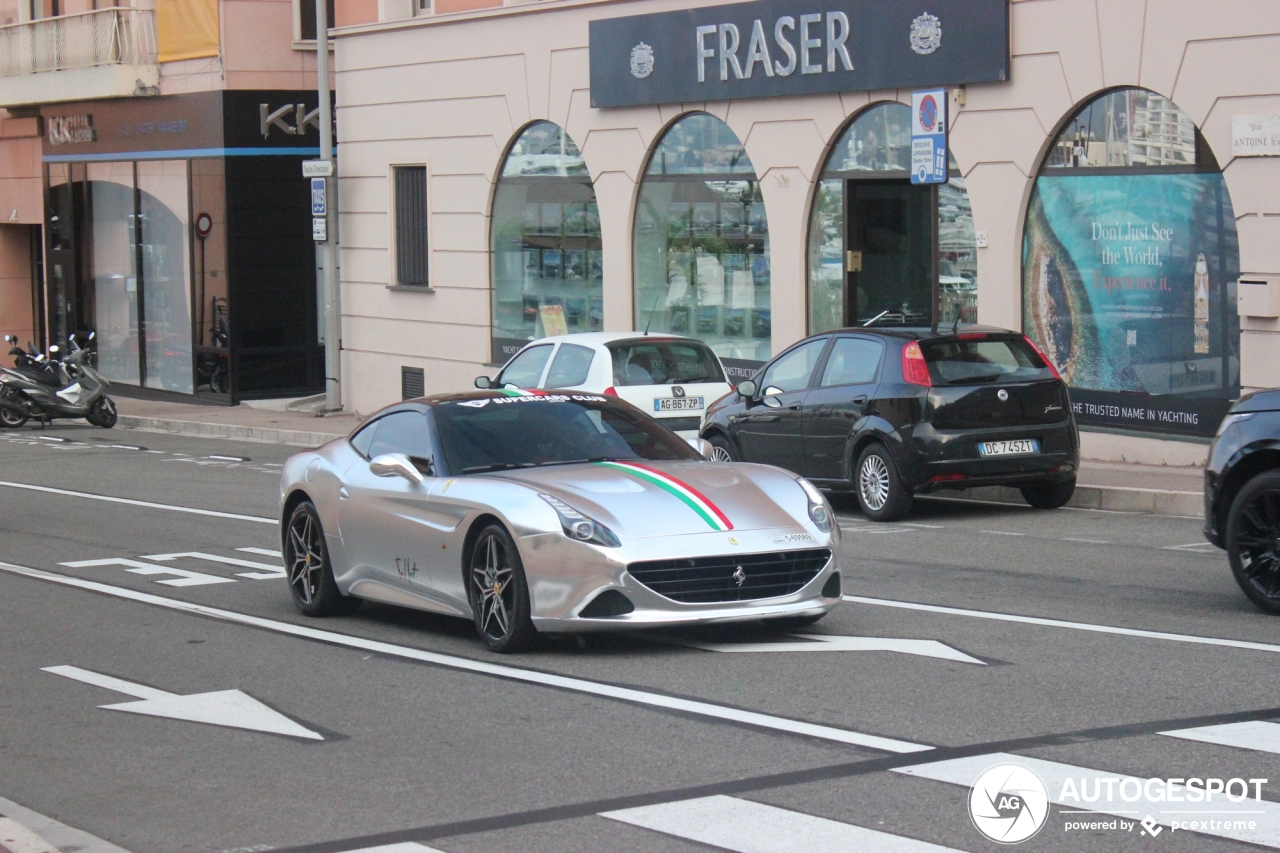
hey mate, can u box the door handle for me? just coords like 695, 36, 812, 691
787, 404, 801, 411
852, 396, 867, 404
338, 486, 349, 501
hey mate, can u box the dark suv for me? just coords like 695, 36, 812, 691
699, 326, 1080, 521
1204, 388, 1280, 614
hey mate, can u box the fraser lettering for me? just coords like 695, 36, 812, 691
697, 12, 853, 83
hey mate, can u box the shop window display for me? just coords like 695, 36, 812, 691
806, 103, 977, 334
1023, 88, 1239, 436
634, 113, 771, 367
490, 122, 602, 365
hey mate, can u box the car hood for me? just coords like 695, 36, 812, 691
1232, 387, 1280, 414
484, 460, 809, 538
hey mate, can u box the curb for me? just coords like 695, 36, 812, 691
117, 415, 346, 448
942, 483, 1202, 517
0, 815, 60, 853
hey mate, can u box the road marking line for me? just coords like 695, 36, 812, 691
844, 595, 1280, 655
901, 522, 945, 529
59, 558, 234, 587
0, 480, 274, 524
896, 753, 1280, 848
601, 795, 963, 852
338, 845, 447, 853
142, 551, 284, 580
664, 634, 985, 665
237, 547, 282, 558
1162, 542, 1218, 552
0, 563, 932, 754
1062, 537, 1110, 544
1161, 721, 1280, 755
979, 530, 1024, 536
0, 815, 61, 853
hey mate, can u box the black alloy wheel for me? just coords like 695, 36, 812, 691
285, 501, 360, 616
87, 396, 117, 429
1020, 477, 1076, 509
467, 523, 536, 653
855, 443, 912, 522
707, 434, 738, 462
1226, 471, 1280, 615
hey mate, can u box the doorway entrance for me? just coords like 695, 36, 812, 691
843, 180, 933, 327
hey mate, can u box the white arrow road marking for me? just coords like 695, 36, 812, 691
59, 558, 233, 587
142, 551, 285, 580
668, 634, 985, 665
42, 665, 322, 740
1161, 721, 1280, 755
339, 845, 447, 853
237, 546, 282, 558
3, 564, 930, 754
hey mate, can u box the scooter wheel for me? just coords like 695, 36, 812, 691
0, 402, 27, 429
88, 396, 117, 429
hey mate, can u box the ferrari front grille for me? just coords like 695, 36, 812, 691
625, 549, 832, 604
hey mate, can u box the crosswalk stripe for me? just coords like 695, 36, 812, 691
895, 752, 1280, 848
1162, 721, 1280, 755
339, 844, 446, 853
601, 794, 965, 852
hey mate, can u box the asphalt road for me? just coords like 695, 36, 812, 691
1, 422, 1278, 853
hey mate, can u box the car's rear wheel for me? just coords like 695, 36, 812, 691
1020, 477, 1075, 509
468, 523, 536, 653
855, 443, 911, 522
707, 434, 738, 462
1226, 471, 1280, 615
285, 501, 360, 616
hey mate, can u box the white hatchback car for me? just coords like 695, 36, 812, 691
476, 332, 734, 437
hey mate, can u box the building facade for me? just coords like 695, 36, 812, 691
0, 0, 337, 401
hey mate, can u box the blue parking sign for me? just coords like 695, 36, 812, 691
311, 178, 327, 216
910, 89, 948, 185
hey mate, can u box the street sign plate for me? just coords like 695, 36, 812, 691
910, 89, 948, 185
312, 217, 327, 242
302, 160, 333, 177
311, 178, 326, 216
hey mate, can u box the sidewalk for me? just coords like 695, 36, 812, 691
115, 397, 359, 447
109, 398, 1204, 517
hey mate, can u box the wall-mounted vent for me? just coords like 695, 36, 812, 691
401, 366, 425, 400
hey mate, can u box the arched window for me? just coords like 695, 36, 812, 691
634, 114, 771, 366
807, 102, 977, 333
1023, 88, 1239, 435
490, 122, 602, 364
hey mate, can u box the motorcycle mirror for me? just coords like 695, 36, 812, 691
88, 331, 95, 341
48, 345, 59, 354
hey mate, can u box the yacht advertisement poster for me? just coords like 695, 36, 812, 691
1022, 172, 1239, 436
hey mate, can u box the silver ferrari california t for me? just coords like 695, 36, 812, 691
279, 390, 842, 652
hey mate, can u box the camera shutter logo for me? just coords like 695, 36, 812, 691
630, 42, 655, 79
910, 13, 942, 55
969, 763, 1049, 844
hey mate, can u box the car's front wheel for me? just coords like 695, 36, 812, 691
468, 523, 536, 652
1226, 471, 1280, 615
1020, 477, 1075, 509
855, 443, 912, 522
285, 501, 360, 616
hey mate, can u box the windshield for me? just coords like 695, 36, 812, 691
607, 339, 725, 386
921, 336, 1056, 385
434, 394, 702, 474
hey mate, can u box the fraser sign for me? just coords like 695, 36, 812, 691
589, 0, 1008, 108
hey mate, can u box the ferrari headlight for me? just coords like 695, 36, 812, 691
796, 477, 832, 533
538, 493, 621, 547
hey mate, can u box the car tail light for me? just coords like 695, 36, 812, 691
603, 386, 618, 397
901, 342, 932, 387
957, 333, 987, 340
1023, 335, 1062, 379
929, 473, 966, 482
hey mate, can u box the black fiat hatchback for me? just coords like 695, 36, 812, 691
699, 326, 1079, 521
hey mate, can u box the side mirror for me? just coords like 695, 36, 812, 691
474, 376, 492, 389
369, 453, 425, 485
736, 379, 757, 398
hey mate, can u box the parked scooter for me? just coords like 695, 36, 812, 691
0, 332, 116, 429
